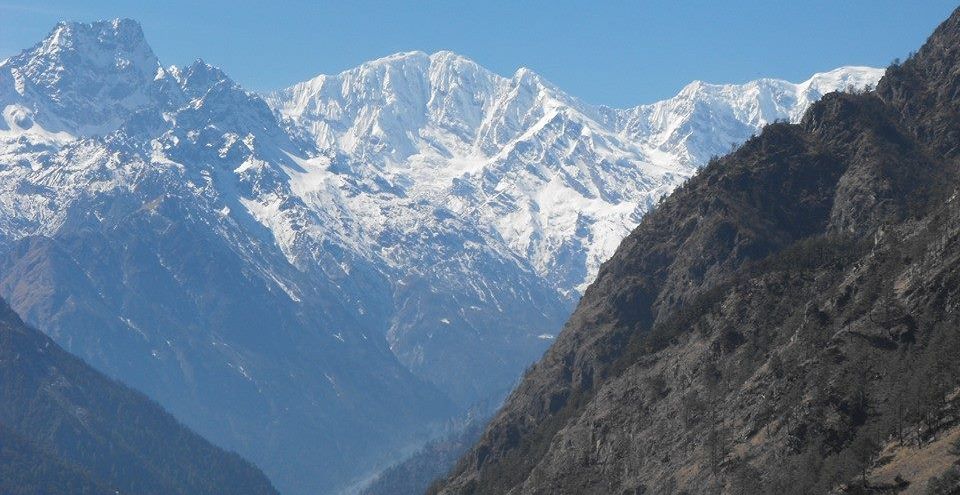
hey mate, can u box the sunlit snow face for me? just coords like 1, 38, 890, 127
265, 51, 881, 294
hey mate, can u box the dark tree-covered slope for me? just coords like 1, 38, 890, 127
0, 424, 108, 495
434, 7, 960, 495
0, 299, 278, 495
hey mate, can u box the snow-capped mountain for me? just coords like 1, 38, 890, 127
0, 18, 882, 495
0, 19, 168, 139
611, 66, 885, 166
270, 54, 882, 294
0, 20, 459, 495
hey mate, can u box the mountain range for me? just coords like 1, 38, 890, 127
0, 18, 881, 494
434, 6, 960, 494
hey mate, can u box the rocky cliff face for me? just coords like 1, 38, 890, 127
434, 8, 960, 495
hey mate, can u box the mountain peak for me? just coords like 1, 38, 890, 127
799, 65, 884, 95
511, 66, 542, 83
427, 50, 494, 78
357, 50, 431, 71
177, 58, 234, 96
429, 49, 466, 61
427, 50, 482, 68
677, 79, 707, 95
0, 17, 161, 136
37, 18, 151, 61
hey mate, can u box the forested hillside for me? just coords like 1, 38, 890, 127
0, 299, 278, 495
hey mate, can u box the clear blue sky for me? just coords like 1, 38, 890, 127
1, 1, 956, 107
